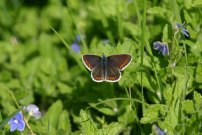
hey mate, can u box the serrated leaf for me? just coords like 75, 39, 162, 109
80, 110, 98, 135
162, 24, 169, 42
118, 105, 136, 125
182, 100, 195, 114
58, 110, 71, 134
164, 85, 173, 105
99, 122, 124, 135
158, 107, 178, 134
140, 104, 167, 124
195, 63, 202, 83
192, 0, 202, 7
100, 0, 117, 16
194, 91, 202, 111
147, 7, 173, 19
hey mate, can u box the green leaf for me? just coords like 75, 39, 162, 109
194, 91, 202, 111
135, 71, 156, 93
44, 100, 63, 130
99, 122, 124, 135
80, 110, 98, 135
164, 85, 173, 105
162, 24, 169, 42
57, 82, 73, 94
123, 22, 141, 38
158, 109, 178, 134
182, 100, 195, 114
58, 110, 71, 134
147, 7, 173, 19
140, 104, 167, 124
118, 105, 136, 125
0, 112, 2, 122
192, 0, 202, 7
14, 8, 38, 38
100, 0, 117, 16
195, 63, 202, 83
89, 102, 117, 116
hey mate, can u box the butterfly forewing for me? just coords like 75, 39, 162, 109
107, 54, 132, 70
91, 63, 104, 82
105, 62, 120, 82
82, 55, 101, 70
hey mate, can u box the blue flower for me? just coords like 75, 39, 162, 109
24, 104, 41, 119
153, 125, 166, 135
176, 23, 190, 38
8, 112, 25, 132
76, 35, 81, 42
71, 42, 80, 53
153, 41, 169, 56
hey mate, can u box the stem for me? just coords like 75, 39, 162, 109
140, 0, 147, 113
23, 117, 34, 135
87, 97, 147, 109
182, 40, 188, 99
0, 84, 20, 108
124, 87, 132, 110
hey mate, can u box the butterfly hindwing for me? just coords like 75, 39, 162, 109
91, 63, 104, 82
105, 62, 120, 82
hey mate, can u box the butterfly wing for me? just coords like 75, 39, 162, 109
82, 55, 101, 71
91, 63, 104, 82
107, 54, 132, 71
105, 62, 121, 82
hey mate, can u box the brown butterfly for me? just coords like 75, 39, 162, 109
82, 54, 132, 82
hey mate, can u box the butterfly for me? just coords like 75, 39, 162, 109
82, 54, 132, 82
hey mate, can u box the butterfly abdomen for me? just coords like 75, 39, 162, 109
101, 55, 108, 80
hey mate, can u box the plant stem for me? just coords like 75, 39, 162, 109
140, 0, 147, 113
0, 84, 20, 108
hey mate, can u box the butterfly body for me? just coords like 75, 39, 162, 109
82, 54, 132, 82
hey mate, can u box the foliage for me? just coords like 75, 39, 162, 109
0, 0, 202, 134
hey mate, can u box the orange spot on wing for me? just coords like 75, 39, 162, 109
119, 59, 131, 69
106, 76, 119, 81
93, 76, 103, 80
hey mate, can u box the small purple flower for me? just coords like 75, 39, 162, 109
182, 28, 190, 38
24, 104, 41, 119
8, 112, 25, 132
176, 23, 190, 38
153, 41, 169, 56
153, 125, 166, 135
71, 42, 80, 53
76, 35, 81, 42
